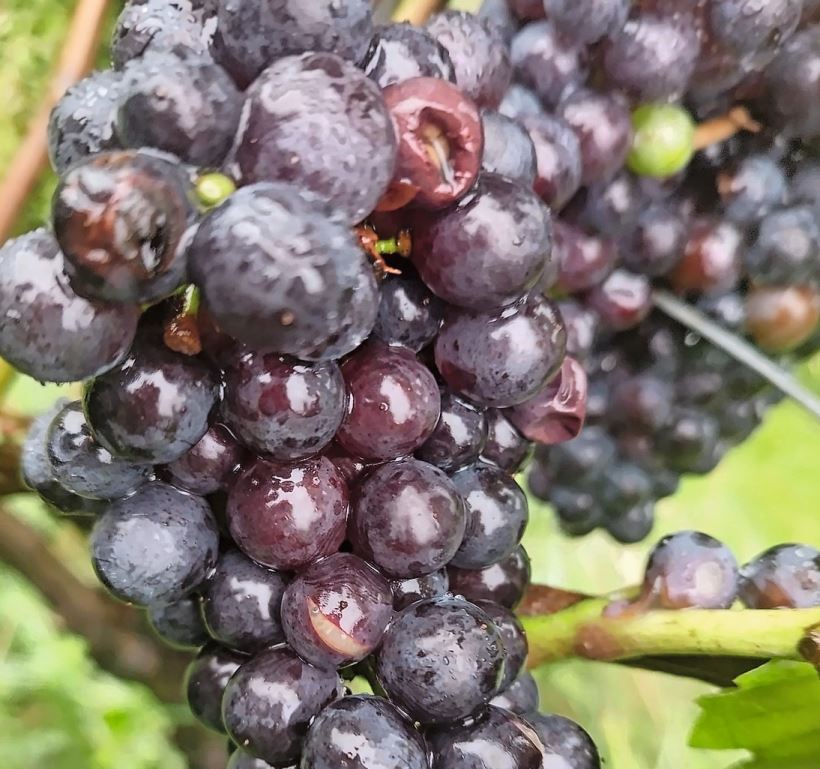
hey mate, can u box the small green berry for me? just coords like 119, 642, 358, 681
627, 104, 695, 179
195, 172, 236, 208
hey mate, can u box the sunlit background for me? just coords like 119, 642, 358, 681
1, 2, 819, 768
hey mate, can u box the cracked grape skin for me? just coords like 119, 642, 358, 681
411, 172, 552, 311
233, 53, 396, 225
90, 482, 219, 607
185, 643, 247, 734
46, 401, 152, 501
350, 458, 466, 579
375, 596, 506, 725
227, 456, 349, 572
222, 353, 346, 462
213, 0, 374, 88
427, 706, 544, 769
189, 182, 376, 357
0, 229, 139, 384
280, 553, 393, 669
147, 594, 210, 650
200, 549, 288, 654
450, 462, 529, 570
221, 645, 343, 767
435, 294, 567, 409
299, 695, 428, 769
83, 337, 219, 465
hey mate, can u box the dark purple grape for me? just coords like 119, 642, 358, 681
481, 0, 521, 39
382, 76, 483, 210
507, 356, 588, 446
481, 110, 537, 186
52, 151, 193, 304
222, 353, 346, 461
717, 154, 789, 225
148, 594, 209, 650
474, 600, 527, 690
670, 217, 742, 296
641, 531, 739, 610
603, 12, 700, 101
576, 172, 643, 238
412, 173, 551, 310
164, 424, 243, 496
499, 84, 545, 121
227, 752, 278, 769
301, 695, 428, 769
450, 463, 529, 570
416, 390, 488, 472
610, 374, 674, 432
598, 462, 653, 513
739, 544, 820, 609
556, 298, 600, 361
233, 53, 395, 224
185, 643, 246, 733
621, 203, 686, 277
189, 182, 377, 357
606, 502, 655, 544
447, 546, 531, 609
553, 221, 617, 293
117, 51, 241, 166
545, 0, 629, 42
46, 401, 151, 500
657, 409, 720, 473
508, 0, 546, 21
112, 0, 206, 70
201, 549, 288, 653
526, 713, 601, 769
337, 343, 441, 462
83, 338, 218, 464
552, 486, 604, 537
21, 403, 102, 514
371, 274, 444, 353
557, 89, 633, 185
793, 162, 820, 215
350, 459, 465, 578
435, 294, 567, 409
490, 671, 539, 715
481, 410, 532, 474
227, 456, 348, 572
91, 482, 219, 606
425, 11, 512, 109
213, 0, 373, 88
363, 23, 455, 89
511, 21, 588, 108
322, 442, 377, 489
763, 27, 820, 138
428, 706, 544, 769
281, 554, 393, 668
375, 597, 505, 724
585, 269, 652, 331
708, 0, 802, 60
222, 645, 343, 766
390, 569, 450, 611
0, 229, 138, 383
745, 206, 820, 285
48, 70, 123, 174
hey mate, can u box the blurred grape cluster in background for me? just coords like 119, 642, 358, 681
0, 2, 818, 769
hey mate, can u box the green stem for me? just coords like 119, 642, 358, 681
522, 599, 820, 668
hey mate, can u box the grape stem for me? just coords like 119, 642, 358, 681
692, 106, 762, 151
522, 596, 820, 668
652, 290, 820, 420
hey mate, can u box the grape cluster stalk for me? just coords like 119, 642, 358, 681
1, 0, 819, 767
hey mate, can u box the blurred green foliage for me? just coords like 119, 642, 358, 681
1, 3, 819, 769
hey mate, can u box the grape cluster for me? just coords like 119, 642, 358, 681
493, 0, 820, 542
3, 1, 613, 767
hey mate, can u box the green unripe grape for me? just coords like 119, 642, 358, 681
195, 172, 237, 208
627, 104, 695, 179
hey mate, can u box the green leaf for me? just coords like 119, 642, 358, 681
691, 661, 820, 768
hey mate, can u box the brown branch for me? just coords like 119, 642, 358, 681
518, 584, 588, 616
0, 0, 110, 243
692, 106, 762, 152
